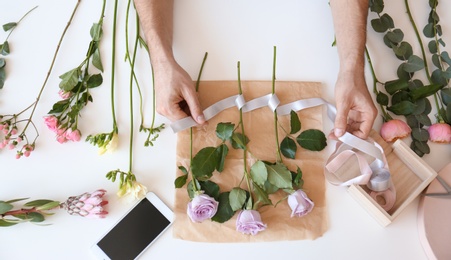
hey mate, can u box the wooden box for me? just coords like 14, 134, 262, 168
338, 132, 437, 227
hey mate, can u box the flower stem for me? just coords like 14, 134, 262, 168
4, 5, 38, 41
110, 0, 118, 133
272, 46, 282, 163
20, 0, 81, 137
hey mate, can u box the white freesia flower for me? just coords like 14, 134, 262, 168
117, 180, 148, 203
98, 133, 119, 155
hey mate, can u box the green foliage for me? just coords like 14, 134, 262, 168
296, 129, 327, 151
0, 197, 60, 227
211, 192, 235, 223
290, 110, 301, 134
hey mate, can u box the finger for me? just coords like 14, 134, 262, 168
183, 88, 205, 125
333, 105, 349, 137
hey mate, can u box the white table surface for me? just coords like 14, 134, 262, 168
1, 1, 451, 259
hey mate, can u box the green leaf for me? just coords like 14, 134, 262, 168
280, 136, 297, 159
384, 79, 409, 95
413, 140, 430, 155
409, 84, 443, 101
380, 13, 394, 29
369, 0, 384, 13
0, 58, 5, 68
1, 41, 10, 55
90, 22, 103, 41
415, 114, 432, 126
178, 165, 188, 175
211, 192, 235, 223
214, 144, 228, 172
216, 122, 234, 141
92, 48, 103, 72
2, 22, 17, 32
371, 18, 388, 33
403, 55, 425, 73
376, 92, 389, 106
441, 88, 451, 106
250, 160, 268, 187
0, 67, 5, 89
231, 133, 249, 150
393, 41, 413, 60
423, 23, 435, 38
441, 51, 451, 66
5, 198, 29, 204
412, 128, 429, 141
0, 201, 13, 215
199, 180, 220, 200
87, 73, 103, 88
0, 219, 18, 227
296, 129, 327, 151
265, 163, 292, 189
28, 212, 45, 223
431, 69, 447, 85
24, 199, 54, 208
252, 180, 272, 208
191, 147, 218, 181
428, 40, 437, 54
387, 100, 417, 115
292, 167, 304, 189
229, 188, 247, 211
36, 201, 60, 211
59, 68, 81, 91
397, 63, 413, 80
174, 175, 188, 188
386, 29, 404, 43
290, 110, 301, 134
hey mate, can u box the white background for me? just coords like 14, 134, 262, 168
1, 1, 450, 259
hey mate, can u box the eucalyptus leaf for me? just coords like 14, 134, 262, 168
0, 58, 5, 68
386, 29, 403, 43
250, 160, 268, 187
371, 18, 388, 33
387, 100, 417, 115
413, 140, 430, 154
415, 113, 431, 127
428, 40, 437, 54
1, 41, 10, 55
211, 192, 235, 223
190, 147, 218, 181
431, 69, 447, 85
229, 188, 247, 211
441, 88, 451, 106
216, 122, 234, 141
376, 92, 389, 106
441, 51, 451, 66
397, 63, 413, 80
290, 110, 301, 134
59, 68, 81, 91
384, 79, 409, 95
432, 54, 441, 68
423, 23, 435, 38
265, 163, 292, 189
2, 22, 17, 32
393, 41, 413, 59
215, 144, 228, 172
0, 67, 5, 89
0, 201, 13, 215
296, 129, 327, 151
412, 128, 429, 141
87, 73, 103, 88
410, 84, 443, 101
403, 55, 425, 73
446, 104, 451, 123
380, 13, 394, 29
369, 0, 384, 13
280, 136, 297, 159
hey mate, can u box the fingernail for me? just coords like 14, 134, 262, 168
334, 128, 344, 137
196, 115, 205, 124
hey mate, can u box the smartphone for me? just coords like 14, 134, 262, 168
90, 192, 173, 260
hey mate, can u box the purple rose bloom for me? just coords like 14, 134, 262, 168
236, 210, 267, 235
288, 189, 314, 217
187, 193, 219, 223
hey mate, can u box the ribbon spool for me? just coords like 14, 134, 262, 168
170, 95, 397, 211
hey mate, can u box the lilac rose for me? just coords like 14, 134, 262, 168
187, 193, 219, 223
236, 210, 267, 235
287, 189, 314, 217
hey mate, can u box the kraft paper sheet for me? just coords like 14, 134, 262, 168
173, 81, 328, 242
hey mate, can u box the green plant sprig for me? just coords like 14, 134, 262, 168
0, 198, 60, 227
0, 6, 38, 89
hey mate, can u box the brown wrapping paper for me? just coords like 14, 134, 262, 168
173, 81, 328, 242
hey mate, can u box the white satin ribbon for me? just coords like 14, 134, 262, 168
170, 93, 396, 210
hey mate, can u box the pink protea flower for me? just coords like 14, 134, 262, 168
187, 193, 219, 223
44, 115, 59, 133
287, 189, 314, 217
380, 119, 411, 143
236, 209, 267, 235
65, 128, 81, 142
428, 123, 451, 143
61, 189, 108, 218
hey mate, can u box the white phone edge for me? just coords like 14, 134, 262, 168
90, 191, 174, 260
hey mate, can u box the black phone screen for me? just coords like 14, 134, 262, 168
97, 198, 171, 260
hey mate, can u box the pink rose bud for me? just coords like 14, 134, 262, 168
65, 128, 81, 142
380, 119, 411, 143
187, 193, 219, 223
287, 189, 314, 217
58, 90, 72, 99
61, 189, 108, 218
236, 209, 267, 235
44, 116, 59, 133
428, 123, 451, 143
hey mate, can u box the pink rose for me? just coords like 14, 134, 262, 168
44, 116, 59, 133
61, 189, 108, 218
428, 123, 451, 143
287, 189, 314, 217
187, 193, 219, 223
380, 119, 411, 142
236, 209, 267, 235
65, 128, 81, 142
58, 90, 72, 99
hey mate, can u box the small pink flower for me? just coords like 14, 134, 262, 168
58, 90, 72, 99
187, 193, 219, 223
65, 128, 81, 142
15, 153, 21, 159
428, 123, 451, 143
61, 189, 108, 218
380, 119, 411, 143
44, 116, 59, 133
287, 189, 314, 217
236, 210, 267, 235
56, 134, 67, 144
